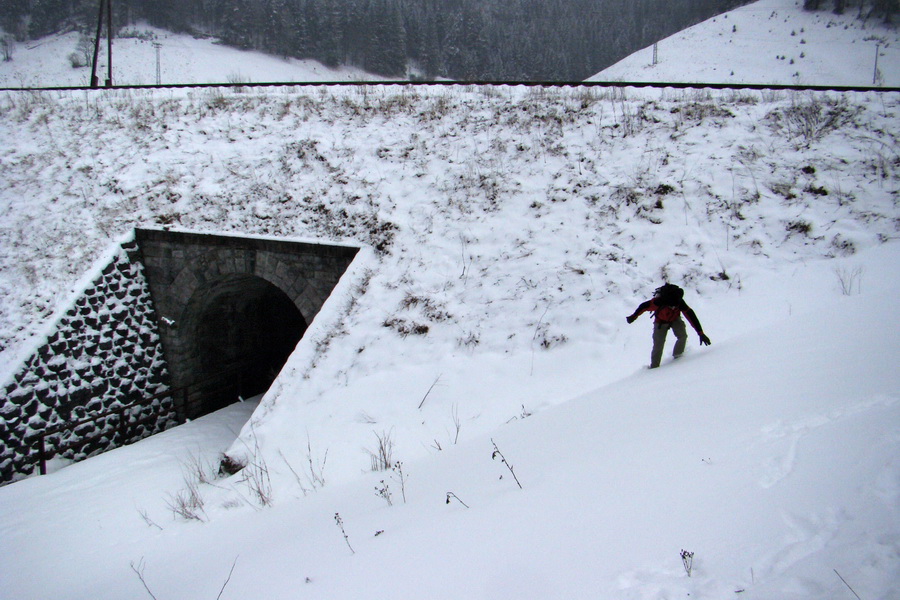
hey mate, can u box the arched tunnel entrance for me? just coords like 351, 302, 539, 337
189, 275, 307, 416
135, 228, 360, 422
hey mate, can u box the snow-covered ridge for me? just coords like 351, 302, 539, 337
592, 0, 900, 86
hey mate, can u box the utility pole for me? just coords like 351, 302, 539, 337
154, 42, 161, 85
89, 0, 113, 88
652, 43, 658, 66
873, 43, 881, 86
105, 0, 112, 87
89, 0, 103, 88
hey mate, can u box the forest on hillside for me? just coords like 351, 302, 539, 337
804, 0, 897, 21
0, 0, 751, 80
2, 0, 895, 81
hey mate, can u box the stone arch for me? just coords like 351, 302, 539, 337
179, 273, 307, 417
135, 229, 359, 421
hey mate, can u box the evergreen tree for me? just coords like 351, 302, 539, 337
873, 0, 898, 22
219, 0, 255, 49
1, 0, 780, 81
363, 0, 406, 77
312, 0, 344, 67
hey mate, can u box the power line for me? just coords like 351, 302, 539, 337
1, 80, 897, 93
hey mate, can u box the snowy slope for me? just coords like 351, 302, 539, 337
0, 85, 896, 447
0, 26, 383, 88
590, 0, 900, 86
0, 243, 896, 600
0, 81, 896, 600
0, 3, 898, 599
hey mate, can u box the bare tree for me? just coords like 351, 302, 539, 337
1, 35, 13, 62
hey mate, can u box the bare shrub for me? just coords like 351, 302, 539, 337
769, 181, 798, 201
391, 461, 407, 504
768, 95, 858, 144
445, 491, 470, 508
374, 479, 393, 506
130, 558, 160, 600
240, 451, 273, 507
69, 35, 93, 69
68, 51, 86, 69
681, 549, 695, 577
367, 430, 394, 471
137, 508, 163, 531
2, 34, 13, 62
185, 453, 216, 485
670, 102, 734, 126
227, 72, 250, 92
383, 316, 429, 337
334, 512, 355, 554
166, 478, 206, 522
401, 292, 452, 322
417, 374, 442, 410
829, 235, 856, 257
457, 330, 480, 350
786, 219, 813, 236
130, 556, 237, 600
278, 436, 327, 495
833, 265, 863, 295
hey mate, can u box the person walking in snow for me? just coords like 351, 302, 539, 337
626, 283, 711, 369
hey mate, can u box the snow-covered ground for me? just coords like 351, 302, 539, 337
0, 244, 897, 600
0, 26, 383, 88
0, 0, 898, 598
591, 0, 900, 86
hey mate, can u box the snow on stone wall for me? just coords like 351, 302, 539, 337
0, 238, 174, 484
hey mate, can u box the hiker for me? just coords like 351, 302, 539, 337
626, 283, 711, 368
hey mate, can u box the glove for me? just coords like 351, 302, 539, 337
626, 315, 637, 324
699, 333, 711, 346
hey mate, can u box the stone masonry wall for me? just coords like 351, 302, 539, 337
136, 229, 359, 418
0, 238, 174, 484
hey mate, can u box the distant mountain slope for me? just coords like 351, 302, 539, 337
590, 0, 900, 86
0, 26, 383, 88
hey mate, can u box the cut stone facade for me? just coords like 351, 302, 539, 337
0, 239, 173, 484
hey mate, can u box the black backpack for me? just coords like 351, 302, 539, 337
654, 283, 684, 306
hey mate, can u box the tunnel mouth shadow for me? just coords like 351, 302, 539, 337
187, 274, 307, 416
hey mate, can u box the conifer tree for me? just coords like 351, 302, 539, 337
1, 0, 778, 81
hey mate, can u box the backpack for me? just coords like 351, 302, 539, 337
653, 284, 683, 323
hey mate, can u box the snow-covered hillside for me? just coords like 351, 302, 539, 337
592, 0, 900, 86
0, 241, 897, 600
0, 0, 898, 598
0, 81, 897, 600
0, 26, 383, 88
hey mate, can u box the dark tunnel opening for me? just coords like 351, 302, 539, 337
187, 275, 307, 418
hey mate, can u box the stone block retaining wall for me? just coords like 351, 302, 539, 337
0, 238, 174, 484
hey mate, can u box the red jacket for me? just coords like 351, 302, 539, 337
630, 297, 704, 334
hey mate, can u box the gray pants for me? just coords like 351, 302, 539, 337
650, 318, 687, 368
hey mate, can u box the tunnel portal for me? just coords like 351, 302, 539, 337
189, 274, 308, 415
136, 229, 359, 421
